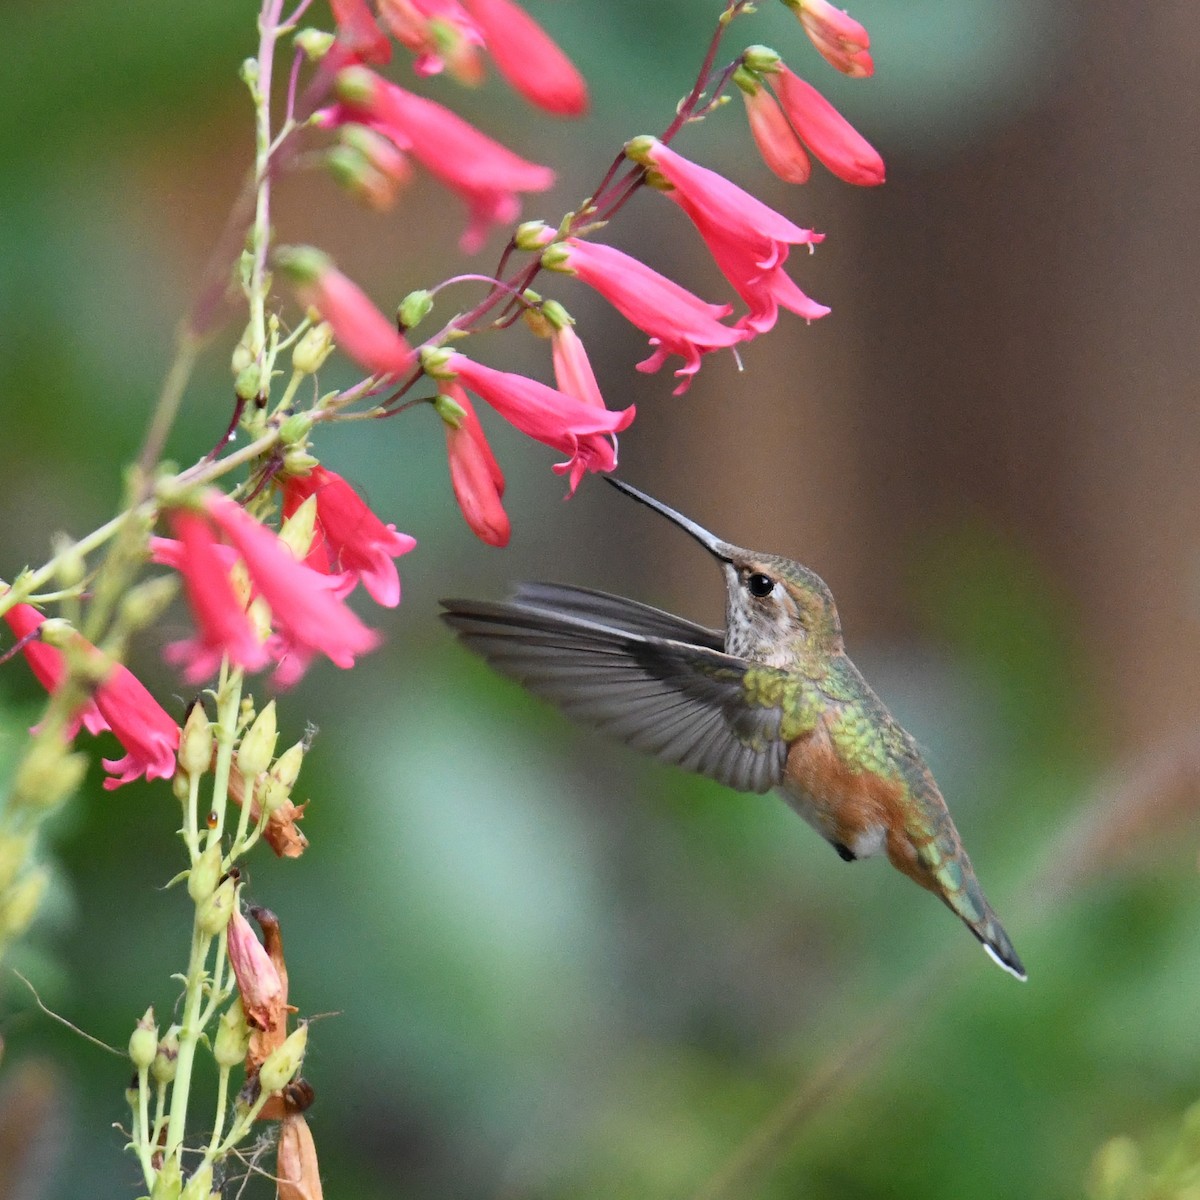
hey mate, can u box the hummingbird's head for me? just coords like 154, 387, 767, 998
606, 479, 844, 667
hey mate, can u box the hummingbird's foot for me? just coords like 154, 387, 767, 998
832, 841, 857, 862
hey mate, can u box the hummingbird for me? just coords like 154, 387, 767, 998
440, 478, 1026, 980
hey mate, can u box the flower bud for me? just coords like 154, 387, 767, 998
152, 1025, 181, 1085
235, 363, 263, 403
214, 997, 250, 1069
271, 741, 305, 792
278, 412, 315, 447
195, 875, 236, 937
51, 536, 87, 591
239, 702, 278, 778
179, 705, 214, 778
398, 290, 433, 331
179, 1164, 214, 1200
0, 868, 48, 939
188, 843, 223, 905
231, 324, 256, 376
129, 1007, 158, 1070
171, 770, 191, 806
743, 43, 782, 73
294, 27, 335, 60
291, 323, 334, 376
258, 1024, 308, 1095
120, 576, 179, 631
150, 1153, 183, 1200
279, 499, 316, 562
37, 618, 75, 650
12, 738, 87, 810
514, 221, 554, 251
434, 389, 467, 428
227, 910, 284, 1031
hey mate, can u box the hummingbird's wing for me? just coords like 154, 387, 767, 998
440, 596, 790, 793
511, 581, 725, 650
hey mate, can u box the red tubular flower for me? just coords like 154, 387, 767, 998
204, 494, 381, 689
378, 0, 485, 83
332, 68, 554, 252
3, 603, 107, 737
634, 138, 830, 335
227, 909, 285, 1033
549, 324, 617, 493
439, 385, 511, 547
444, 352, 634, 482
548, 238, 745, 395
741, 84, 812, 184
93, 663, 182, 790
789, 0, 873, 78
163, 509, 269, 684
771, 67, 885, 185
278, 248, 415, 377
280, 466, 417, 608
329, 0, 393, 65
461, 0, 588, 116
3, 602, 179, 788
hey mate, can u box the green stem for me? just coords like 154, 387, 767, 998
162, 922, 216, 1160
207, 668, 245, 849
205, 1065, 232, 1159
134, 1065, 155, 1189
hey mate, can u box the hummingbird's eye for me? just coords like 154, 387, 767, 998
746, 572, 775, 598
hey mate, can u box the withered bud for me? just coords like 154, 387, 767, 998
277, 1110, 324, 1200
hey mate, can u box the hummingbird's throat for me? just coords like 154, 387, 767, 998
724, 588, 804, 668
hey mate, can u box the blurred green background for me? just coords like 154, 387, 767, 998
2, 0, 1200, 1197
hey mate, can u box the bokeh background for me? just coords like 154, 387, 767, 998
2, 0, 1199, 1197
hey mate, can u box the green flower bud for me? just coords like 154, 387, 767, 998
292, 322, 334, 376
279, 499, 316, 561
51, 536, 87, 591
122, 576, 180, 632
271, 741, 305, 791
171, 770, 191, 806
279, 412, 315, 447
129, 1007, 158, 1070
150, 1153, 183, 1200
398, 290, 433, 331
179, 1164, 214, 1200
196, 875, 236, 937
179, 705, 214, 777
294, 28, 335, 61
0, 868, 48, 939
258, 1024, 309, 1095
13, 738, 87, 810
152, 1025, 181, 1085
188, 843, 223, 905
514, 221, 553, 251
239, 701, 278, 778
231, 324, 256, 376
434, 389, 466, 428
283, 447, 321, 475
213, 997, 250, 1069
37, 618, 75, 649
234, 363, 263, 403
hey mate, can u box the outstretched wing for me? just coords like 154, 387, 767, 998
440, 591, 789, 794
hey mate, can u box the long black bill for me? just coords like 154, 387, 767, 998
605, 477, 733, 562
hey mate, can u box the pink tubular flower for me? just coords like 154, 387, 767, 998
329, 0, 393, 65
227, 908, 285, 1033
3, 603, 107, 737
741, 83, 812, 184
280, 466, 417, 608
634, 138, 830, 334
549, 324, 616, 493
461, 0, 588, 116
378, 0, 485, 83
162, 509, 268, 684
788, 0, 873, 78
439, 385, 511, 547
444, 352, 634, 481
3, 603, 180, 789
205, 494, 381, 689
278, 248, 415, 377
771, 67, 885, 185
548, 238, 745, 395
332, 67, 554, 252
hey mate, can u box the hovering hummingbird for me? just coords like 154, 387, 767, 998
440, 478, 1025, 980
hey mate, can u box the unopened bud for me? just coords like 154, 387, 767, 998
231, 324, 257, 376
434, 389, 467, 428
0, 868, 48, 939
13, 738, 87, 810
51, 536, 87, 590
129, 1007, 158, 1070
278, 412, 314, 447
171, 770, 191, 805
292, 323, 334, 376
239, 702, 278, 779
279, 499, 316, 562
294, 28, 335, 60
271, 742, 305, 792
196, 875, 236, 937
213, 997, 250, 1069
398, 290, 433, 331
179, 705, 214, 777
515, 221, 554, 251
150, 1152, 183, 1200
37, 619, 75, 650
258, 1024, 309, 1095
235, 363, 263, 403
188, 843, 223, 905
152, 1025, 181, 1085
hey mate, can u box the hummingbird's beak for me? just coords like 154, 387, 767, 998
605, 477, 734, 562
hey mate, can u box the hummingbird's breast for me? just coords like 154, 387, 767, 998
779, 721, 906, 861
